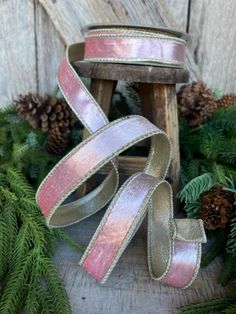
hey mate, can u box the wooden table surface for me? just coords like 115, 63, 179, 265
54, 208, 227, 314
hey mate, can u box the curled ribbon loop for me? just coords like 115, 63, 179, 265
36, 26, 206, 289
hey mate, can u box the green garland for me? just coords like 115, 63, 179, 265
0, 105, 84, 313
1, 85, 236, 313
178, 98, 236, 312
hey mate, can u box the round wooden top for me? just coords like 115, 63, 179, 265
73, 61, 189, 84
82, 23, 189, 41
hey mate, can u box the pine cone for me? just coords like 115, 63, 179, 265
15, 93, 75, 155
45, 121, 71, 155
217, 94, 236, 109
177, 81, 217, 127
199, 186, 235, 230
15, 93, 74, 133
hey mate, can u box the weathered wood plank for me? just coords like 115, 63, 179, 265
164, 0, 189, 31
54, 210, 228, 314
83, 79, 116, 139
38, 0, 189, 43
188, 0, 236, 93
0, 0, 37, 107
99, 156, 147, 175
139, 83, 180, 197
39, 0, 199, 80
35, 2, 65, 95
74, 61, 189, 84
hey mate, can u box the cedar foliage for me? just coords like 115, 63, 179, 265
0, 106, 84, 313
178, 96, 236, 313
179, 280, 236, 313
179, 104, 236, 259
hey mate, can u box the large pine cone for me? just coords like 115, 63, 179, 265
177, 81, 217, 127
45, 121, 71, 155
217, 94, 236, 109
15, 93, 75, 155
199, 186, 235, 230
15, 93, 74, 133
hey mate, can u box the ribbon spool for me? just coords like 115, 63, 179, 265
83, 24, 187, 67
36, 24, 206, 289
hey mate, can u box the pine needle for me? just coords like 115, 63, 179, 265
52, 229, 85, 254
179, 297, 232, 313
218, 254, 236, 286
178, 173, 215, 203
201, 229, 227, 267
227, 216, 236, 256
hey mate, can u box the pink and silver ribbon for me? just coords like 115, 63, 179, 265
36, 26, 206, 289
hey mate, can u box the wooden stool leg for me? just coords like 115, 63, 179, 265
83, 78, 116, 139
139, 83, 180, 198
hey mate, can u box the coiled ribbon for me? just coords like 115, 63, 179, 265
36, 26, 206, 289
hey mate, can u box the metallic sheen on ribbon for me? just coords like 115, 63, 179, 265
84, 27, 186, 67
36, 25, 206, 289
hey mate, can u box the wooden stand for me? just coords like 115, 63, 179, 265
73, 61, 189, 196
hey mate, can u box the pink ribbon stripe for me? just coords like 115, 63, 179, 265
85, 37, 185, 64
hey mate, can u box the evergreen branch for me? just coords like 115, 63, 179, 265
11, 223, 33, 268
218, 254, 236, 286
37, 288, 55, 313
0, 250, 36, 314
178, 173, 215, 203
211, 163, 229, 185
180, 280, 236, 314
0, 216, 10, 277
183, 200, 201, 218
2, 198, 18, 265
0, 104, 16, 116
209, 105, 236, 132
41, 257, 72, 314
180, 160, 190, 188
179, 297, 232, 313
219, 139, 236, 164
0, 103, 77, 313
52, 229, 85, 254
227, 216, 236, 256
225, 303, 236, 314
199, 126, 225, 159
6, 167, 35, 199
187, 159, 202, 180
12, 143, 30, 161
23, 258, 41, 314
201, 229, 227, 267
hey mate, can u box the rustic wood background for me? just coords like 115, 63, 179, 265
0, 1, 233, 313
0, 0, 236, 107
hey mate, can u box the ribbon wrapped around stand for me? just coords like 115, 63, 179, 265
36, 25, 206, 289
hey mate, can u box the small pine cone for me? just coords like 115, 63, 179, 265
15, 93, 74, 134
199, 186, 235, 230
45, 121, 70, 155
15, 93, 45, 129
217, 94, 236, 109
177, 81, 217, 127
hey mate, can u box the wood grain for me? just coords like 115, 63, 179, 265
98, 156, 147, 175
35, 2, 65, 95
82, 78, 116, 139
74, 61, 189, 84
188, 0, 236, 93
0, 0, 37, 106
38, 0, 200, 80
54, 209, 228, 314
139, 83, 180, 197
2, 0, 236, 108
38, 0, 189, 43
